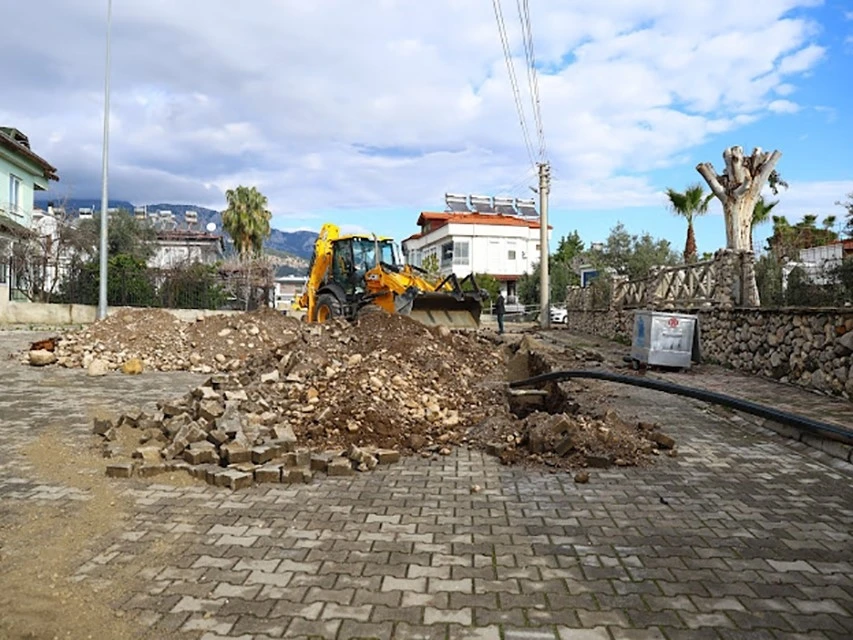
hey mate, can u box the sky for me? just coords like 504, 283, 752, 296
6, 0, 853, 257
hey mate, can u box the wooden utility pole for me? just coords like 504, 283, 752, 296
538, 162, 551, 328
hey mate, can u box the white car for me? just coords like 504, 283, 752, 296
550, 306, 568, 324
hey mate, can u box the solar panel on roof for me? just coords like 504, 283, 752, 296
444, 193, 471, 212
493, 197, 518, 216
516, 198, 538, 217
469, 195, 495, 213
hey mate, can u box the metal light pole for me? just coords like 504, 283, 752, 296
97, 0, 113, 320
538, 162, 551, 328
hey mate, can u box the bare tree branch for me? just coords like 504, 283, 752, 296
696, 163, 726, 201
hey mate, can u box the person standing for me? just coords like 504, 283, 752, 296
495, 291, 506, 335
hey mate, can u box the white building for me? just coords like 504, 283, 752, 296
148, 230, 224, 269
401, 208, 549, 300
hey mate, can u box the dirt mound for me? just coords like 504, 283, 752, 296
53, 308, 301, 373
95, 312, 505, 487
68, 309, 672, 486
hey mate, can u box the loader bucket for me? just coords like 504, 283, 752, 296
406, 292, 483, 330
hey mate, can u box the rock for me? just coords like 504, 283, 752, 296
407, 434, 427, 451
470, 484, 482, 494
221, 442, 252, 465
105, 463, 134, 478
648, 432, 676, 450
28, 349, 57, 366
137, 464, 167, 478
260, 370, 280, 383
87, 359, 109, 377
132, 446, 162, 464
121, 358, 144, 375
254, 464, 282, 483
375, 449, 400, 464
574, 471, 590, 484
92, 416, 115, 436
327, 457, 355, 476
835, 331, 853, 355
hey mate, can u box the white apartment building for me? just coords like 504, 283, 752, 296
401, 208, 549, 300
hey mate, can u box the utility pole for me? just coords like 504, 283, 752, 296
97, 0, 112, 320
538, 162, 551, 329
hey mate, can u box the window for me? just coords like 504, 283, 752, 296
508, 250, 516, 260
452, 241, 469, 265
9, 174, 21, 210
441, 241, 454, 268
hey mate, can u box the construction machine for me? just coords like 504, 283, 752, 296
294, 223, 487, 329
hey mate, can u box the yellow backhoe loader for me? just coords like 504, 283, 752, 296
294, 223, 487, 329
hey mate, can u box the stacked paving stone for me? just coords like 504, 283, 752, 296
95, 378, 401, 489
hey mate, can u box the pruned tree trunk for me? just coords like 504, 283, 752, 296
696, 146, 782, 305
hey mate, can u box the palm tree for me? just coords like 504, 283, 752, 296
750, 196, 779, 252
222, 185, 272, 260
665, 184, 713, 262
822, 215, 837, 232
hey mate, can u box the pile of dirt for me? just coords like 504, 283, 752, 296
466, 408, 677, 474
54, 309, 674, 485
95, 312, 506, 487
52, 308, 302, 372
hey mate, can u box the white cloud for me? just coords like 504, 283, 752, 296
2, 0, 833, 217
768, 99, 801, 113
758, 180, 853, 226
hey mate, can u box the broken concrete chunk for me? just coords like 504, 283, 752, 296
197, 399, 225, 422
105, 463, 133, 478
207, 429, 229, 447
226, 470, 253, 490
137, 463, 167, 478
251, 445, 277, 465
159, 402, 184, 417
375, 449, 400, 465
132, 446, 163, 464
224, 389, 248, 402
283, 467, 312, 484
327, 457, 355, 477
221, 442, 252, 465
28, 349, 57, 366
260, 370, 280, 383
254, 464, 282, 483
310, 453, 331, 473
92, 416, 115, 436
87, 359, 109, 377
648, 432, 676, 450
183, 442, 218, 465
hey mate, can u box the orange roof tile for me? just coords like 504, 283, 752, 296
416, 211, 547, 229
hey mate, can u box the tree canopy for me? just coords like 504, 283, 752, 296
665, 183, 713, 262
587, 222, 680, 280
222, 186, 272, 259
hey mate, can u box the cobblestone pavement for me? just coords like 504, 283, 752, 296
1, 331, 852, 640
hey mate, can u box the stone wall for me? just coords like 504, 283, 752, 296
565, 307, 853, 399
0, 300, 238, 325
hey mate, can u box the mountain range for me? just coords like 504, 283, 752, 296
36, 198, 318, 260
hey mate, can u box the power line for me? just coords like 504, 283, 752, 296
491, 0, 536, 169
516, 0, 547, 160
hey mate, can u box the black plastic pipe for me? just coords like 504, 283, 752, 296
509, 369, 853, 444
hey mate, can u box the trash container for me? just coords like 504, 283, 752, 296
631, 310, 699, 370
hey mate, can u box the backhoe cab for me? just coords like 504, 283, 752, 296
296, 223, 486, 329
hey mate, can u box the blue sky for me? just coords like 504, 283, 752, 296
4, 0, 852, 258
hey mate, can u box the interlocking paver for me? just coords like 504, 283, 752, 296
0, 330, 851, 640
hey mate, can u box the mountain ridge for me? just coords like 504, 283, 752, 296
35, 198, 318, 259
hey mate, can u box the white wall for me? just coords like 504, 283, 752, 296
404, 220, 545, 278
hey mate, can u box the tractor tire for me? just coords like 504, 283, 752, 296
314, 293, 343, 323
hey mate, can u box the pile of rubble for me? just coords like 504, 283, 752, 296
472, 410, 676, 481
49, 308, 302, 373
94, 311, 506, 487
44, 308, 678, 488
